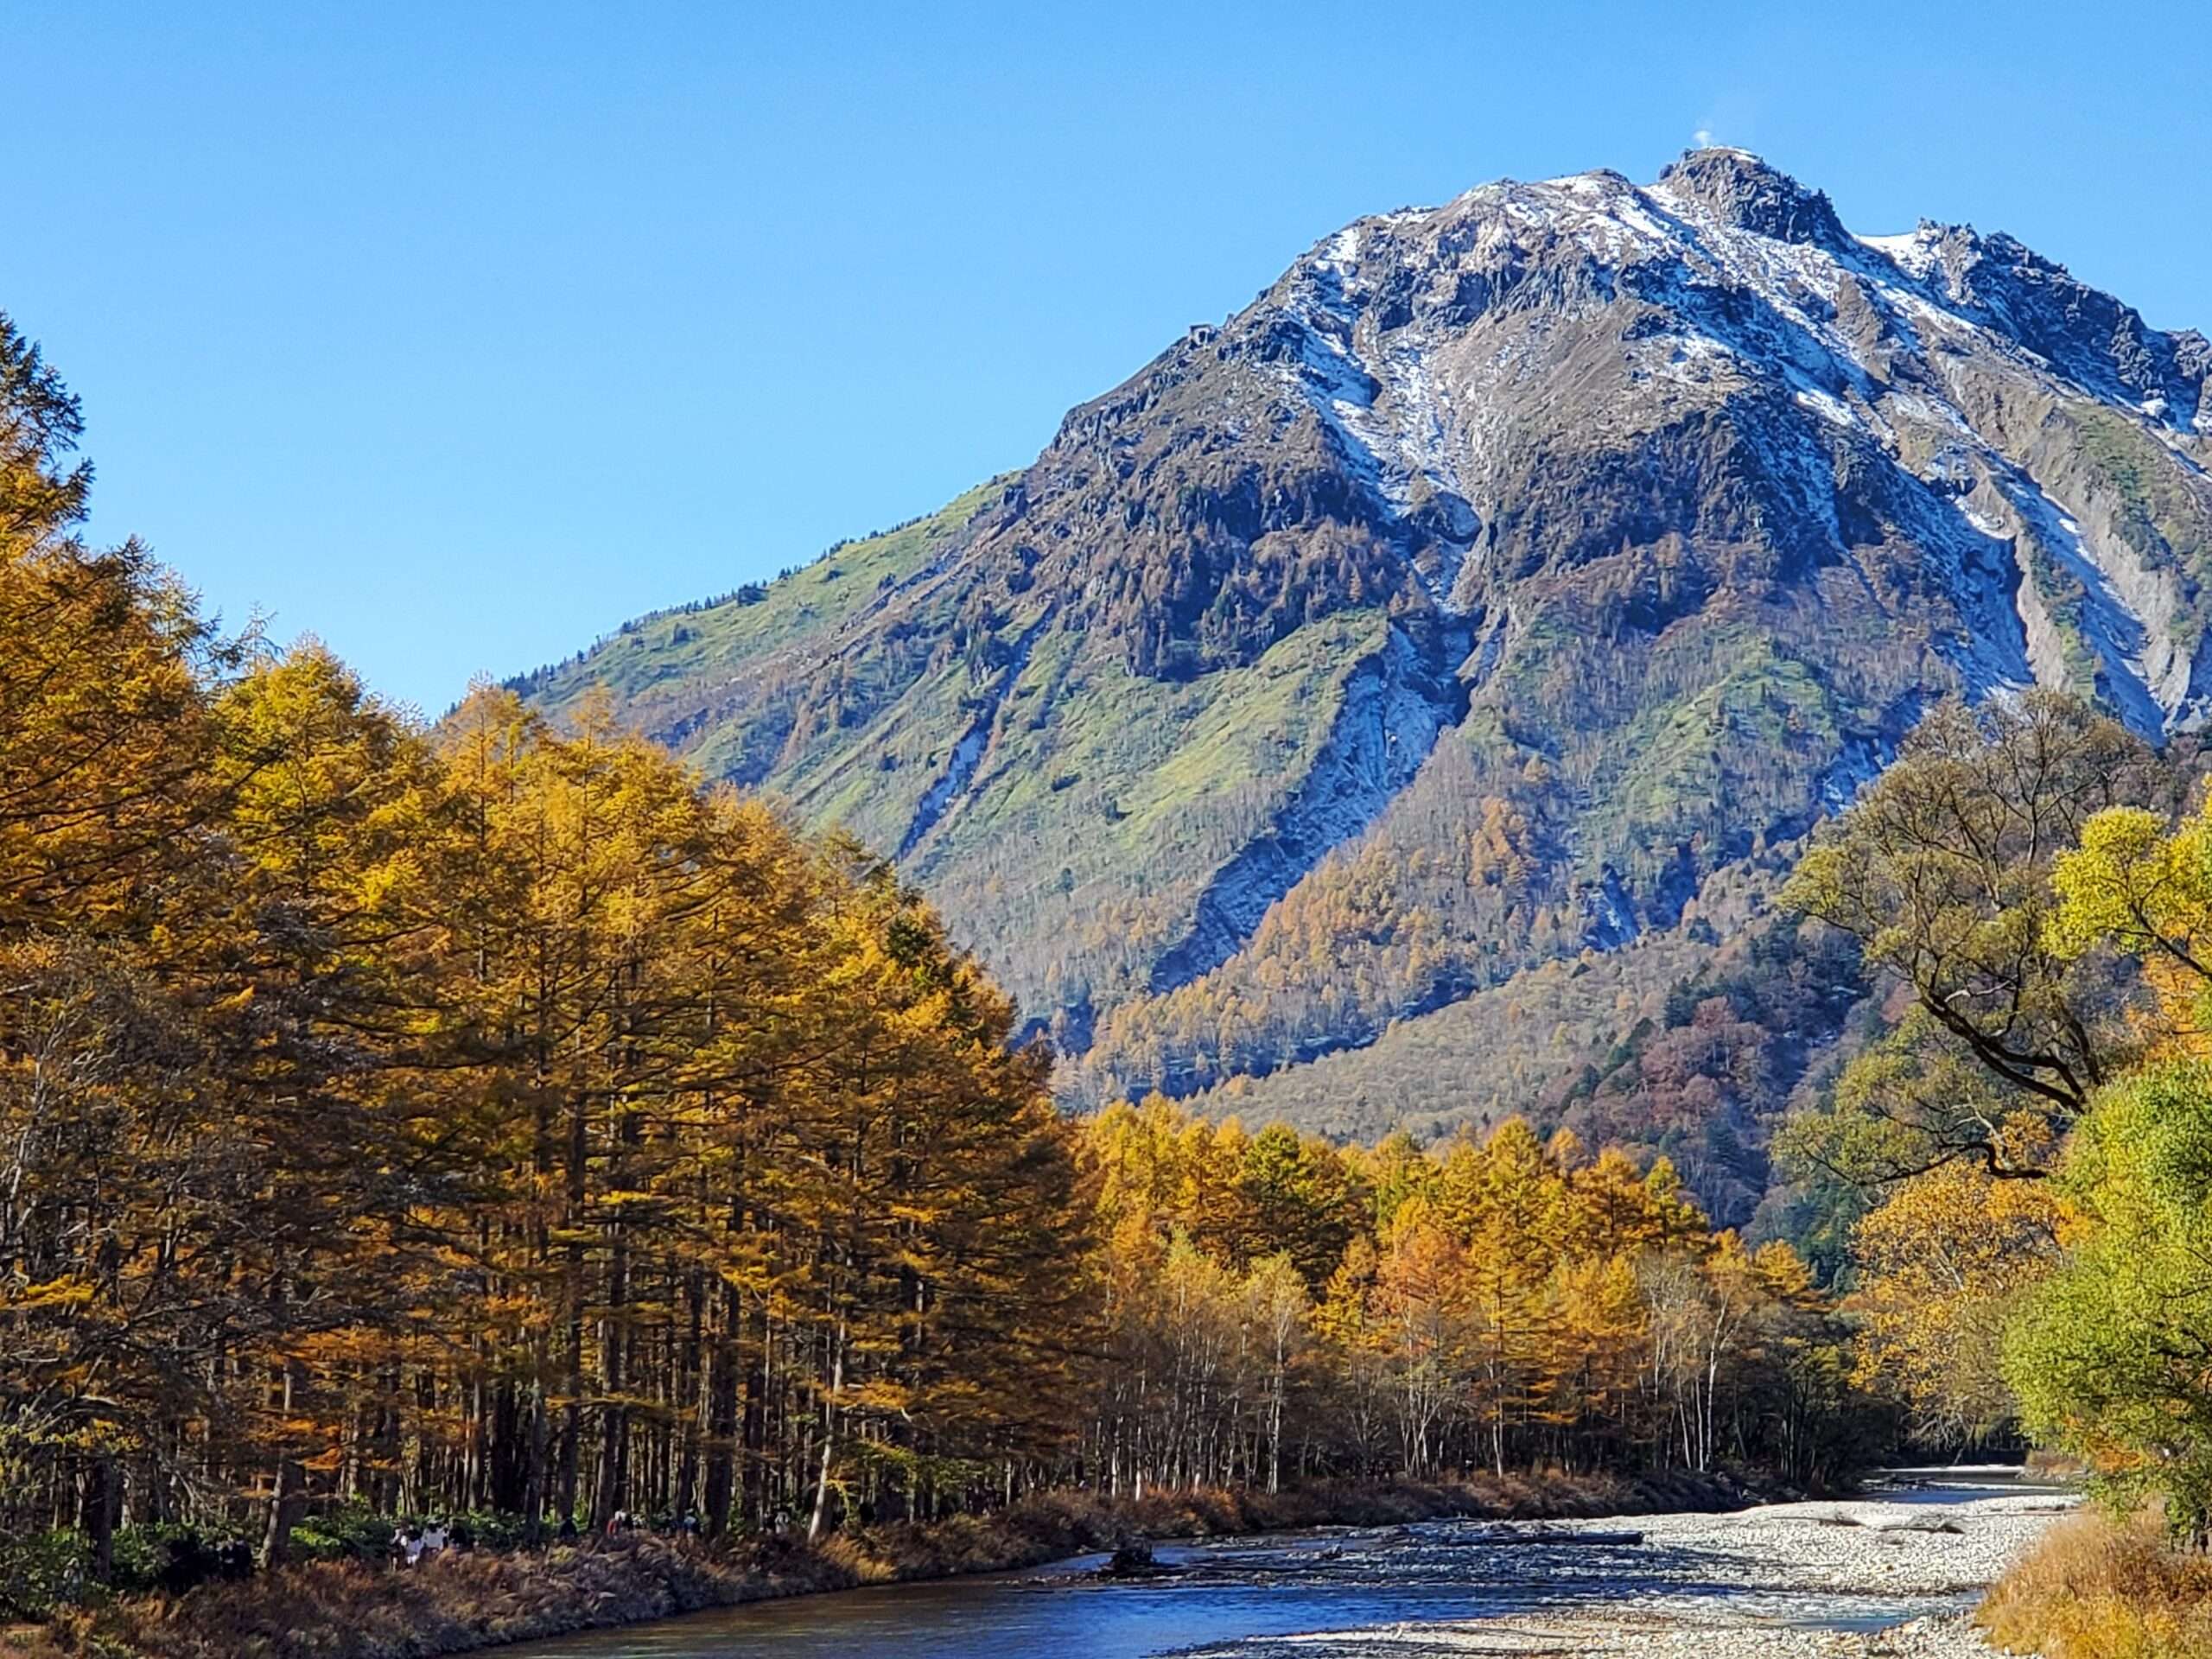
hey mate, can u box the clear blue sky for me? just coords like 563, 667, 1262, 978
10, 2, 2209, 713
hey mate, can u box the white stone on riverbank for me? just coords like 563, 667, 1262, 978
1188, 1482, 2074, 1657
1589, 1490, 2071, 1599
1292, 1609, 1993, 1654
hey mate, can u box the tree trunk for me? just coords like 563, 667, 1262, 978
82, 1456, 117, 1584
704, 1282, 741, 1536
263, 1362, 308, 1567
808, 1316, 845, 1541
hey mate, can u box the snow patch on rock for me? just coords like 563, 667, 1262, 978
898, 610, 1053, 861
1147, 627, 1452, 994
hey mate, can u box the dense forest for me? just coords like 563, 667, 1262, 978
0, 317, 1877, 1618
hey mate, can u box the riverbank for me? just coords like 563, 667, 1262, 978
3, 1471, 1763, 1659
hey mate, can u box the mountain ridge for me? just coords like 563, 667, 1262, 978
513, 149, 2212, 1179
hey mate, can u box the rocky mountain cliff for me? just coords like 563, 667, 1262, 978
514, 149, 2212, 1164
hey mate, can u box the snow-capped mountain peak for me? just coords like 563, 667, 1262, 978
524, 152, 2212, 1116
1235, 151, 2210, 733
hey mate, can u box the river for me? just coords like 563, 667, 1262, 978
505, 1471, 2073, 1659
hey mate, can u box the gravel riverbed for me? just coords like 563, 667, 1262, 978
1179, 1479, 2075, 1657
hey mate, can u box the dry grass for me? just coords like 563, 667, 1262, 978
1980, 1510, 2212, 1658
5, 1471, 1757, 1659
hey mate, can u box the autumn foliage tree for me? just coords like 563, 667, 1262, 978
1075, 1103, 1872, 1493
2005, 793, 2212, 1539
0, 315, 1091, 1593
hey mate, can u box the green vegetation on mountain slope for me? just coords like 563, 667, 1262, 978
512, 479, 1006, 725
525, 523, 1444, 1033
1069, 585, 1933, 1110
1177, 844, 1881, 1235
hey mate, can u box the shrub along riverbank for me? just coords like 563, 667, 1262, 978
4, 1471, 1761, 1659
1979, 1508, 2212, 1658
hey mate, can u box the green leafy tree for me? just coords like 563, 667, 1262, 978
1786, 692, 2156, 1174
2005, 1059, 2212, 1543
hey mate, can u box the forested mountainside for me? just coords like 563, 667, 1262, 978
514, 149, 2212, 1193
